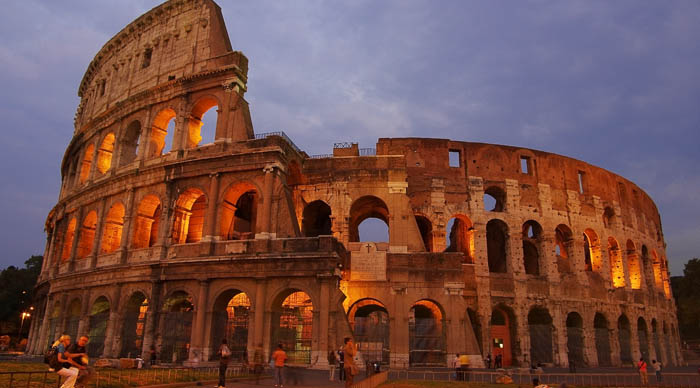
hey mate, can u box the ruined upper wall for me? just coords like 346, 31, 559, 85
75, 0, 246, 132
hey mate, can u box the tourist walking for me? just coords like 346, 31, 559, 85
149, 345, 157, 366
271, 343, 287, 387
459, 353, 470, 381
217, 339, 231, 388
338, 346, 345, 381
652, 360, 662, 383
637, 357, 649, 385
328, 349, 337, 381
343, 337, 356, 388
54, 335, 83, 388
495, 353, 503, 369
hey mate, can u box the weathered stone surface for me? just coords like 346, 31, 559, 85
28, 0, 680, 370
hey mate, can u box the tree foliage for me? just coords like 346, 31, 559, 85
672, 258, 700, 341
0, 256, 42, 331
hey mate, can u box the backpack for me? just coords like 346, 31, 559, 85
44, 345, 62, 370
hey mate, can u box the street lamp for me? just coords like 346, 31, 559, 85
18, 311, 30, 346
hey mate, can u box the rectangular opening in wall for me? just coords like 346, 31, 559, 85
449, 150, 461, 168
142, 48, 153, 69
578, 171, 585, 194
520, 156, 530, 174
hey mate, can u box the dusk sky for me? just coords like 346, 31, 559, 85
1, 0, 699, 275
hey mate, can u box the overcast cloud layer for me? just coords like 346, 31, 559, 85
1, 0, 698, 275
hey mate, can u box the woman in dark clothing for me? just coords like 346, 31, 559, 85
218, 339, 231, 388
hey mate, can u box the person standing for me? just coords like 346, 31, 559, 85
652, 360, 662, 383
328, 349, 337, 381
453, 354, 461, 380
251, 347, 265, 385
149, 345, 157, 366
66, 336, 92, 388
343, 337, 356, 388
486, 353, 492, 369
218, 339, 231, 388
55, 335, 82, 388
271, 343, 287, 388
637, 357, 648, 386
338, 347, 345, 381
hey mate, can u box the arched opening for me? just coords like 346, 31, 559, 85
119, 120, 141, 167
172, 188, 207, 244
555, 224, 574, 273
467, 308, 482, 354
88, 296, 110, 357
490, 305, 515, 367
583, 229, 602, 272
638, 317, 649, 362
100, 203, 124, 254
618, 315, 632, 364
65, 299, 81, 342
522, 220, 542, 275
348, 299, 390, 365
132, 195, 161, 249
350, 196, 390, 243
651, 250, 662, 290
66, 157, 78, 188
270, 290, 313, 364
528, 307, 553, 364
603, 207, 615, 228
652, 319, 662, 363
608, 237, 625, 288
594, 313, 611, 366
409, 300, 446, 367
96, 133, 115, 175
415, 215, 433, 252
61, 218, 77, 261
148, 109, 176, 158
487, 219, 508, 273
47, 303, 61, 348
160, 291, 194, 363
566, 312, 585, 367
445, 215, 474, 263
484, 186, 505, 212
188, 97, 219, 148
79, 144, 95, 184
211, 290, 251, 362
627, 240, 642, 289
302, 200, 332, 237
220, 184, 258, 240
76, 211, 98, 259
120, 292, 148, 358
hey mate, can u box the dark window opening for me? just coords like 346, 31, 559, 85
142, 48, 153, 69
487, 219, 508, 273
484, 186, 505, 212
302, 200, 332, 237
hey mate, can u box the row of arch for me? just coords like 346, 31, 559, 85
301, 196, 670, 296
64, 98, 220, 189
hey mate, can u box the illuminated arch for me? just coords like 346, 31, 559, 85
270, 289, 314, 364
627, 240, 641, 289
188, 96, 220, 148
160, 291, 194, 363
348, 298, 390, 365
148, 108, 176, 157
119, 292, 148, 358
132, 195, 161, 249
61, 217, 77, 261
119, 120, 141, 166
210, 289, 251, 362
608, 237, 625, 287
76, 211, 98, 259
100, 202, 124, 253
583, 228, 602, 272
172, 188, 207, 244
220, 182, 259, 240
78, 143, 95, 184
96, 133, 115, 175
445, 214, 474, 263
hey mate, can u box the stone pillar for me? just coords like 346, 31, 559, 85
256, 165, 277, 239
609, 323, 621, 366
57, 293, 69, 337
141, 281, 162, 357
203, 173, 220, 242
389, 288, 409, 368
157, 181, 174, 259
135, 110, 153, 163
37, 295, 53, 352
119, 188, 136, 264
583, 320, 597, 367
253, 279, 266, 349
189, 279, 210, 363
40, 226, 56, 279
103, 283, 122, 357
90, 198, 107, 268
553, 304, 567, 367
314, 277, 331, 368
77, 289, 91, 337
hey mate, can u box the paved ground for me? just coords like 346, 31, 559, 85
181, 367, 366, 388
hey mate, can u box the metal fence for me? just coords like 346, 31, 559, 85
1, 365, 253, 388
255, 131, 301, 153
387, 369, 700, 387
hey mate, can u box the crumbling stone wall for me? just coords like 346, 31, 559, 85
28, 0, 680, 370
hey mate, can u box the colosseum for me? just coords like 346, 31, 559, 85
27, 0, 681, 370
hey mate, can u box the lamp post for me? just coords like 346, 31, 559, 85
18, 311, 30, 347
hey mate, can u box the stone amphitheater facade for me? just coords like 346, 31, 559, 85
27, 0, 681, 369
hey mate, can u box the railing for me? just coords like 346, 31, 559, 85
387, 369, 700, 387
359, 148, 376, 156
1, 366, 252, 388
254, 131, 301, 153
309, 153, 333, 159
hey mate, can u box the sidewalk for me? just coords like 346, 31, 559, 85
178, 367, 360, 388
